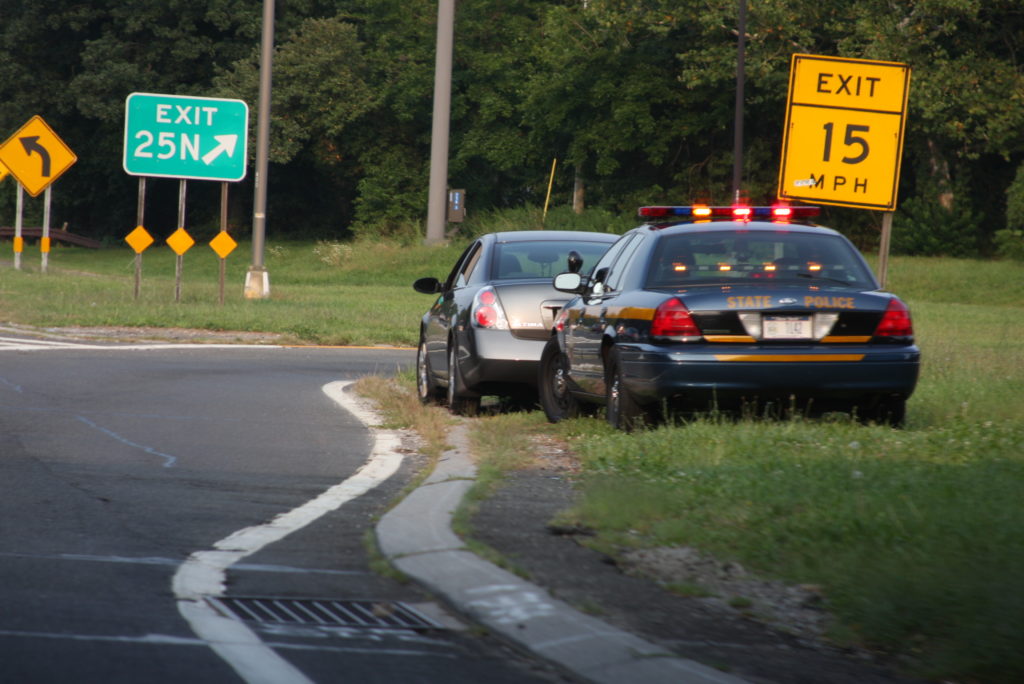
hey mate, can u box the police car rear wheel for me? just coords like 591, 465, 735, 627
606, 349, 646, 431
863, 397, 906, 428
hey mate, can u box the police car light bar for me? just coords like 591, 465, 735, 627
638, 205, 820, 221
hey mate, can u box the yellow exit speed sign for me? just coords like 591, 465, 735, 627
777, 54, 911, 211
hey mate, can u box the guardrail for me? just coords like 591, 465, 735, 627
0, 225, 101, 249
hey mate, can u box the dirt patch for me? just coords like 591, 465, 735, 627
618, 546, 829, 642
470, 441, 922, 684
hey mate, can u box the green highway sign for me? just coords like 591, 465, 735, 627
123, 92, 249, 181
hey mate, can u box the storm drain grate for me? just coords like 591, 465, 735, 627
208, 597, 441, 631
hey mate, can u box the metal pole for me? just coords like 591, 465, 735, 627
14, 184, 23, 270
135, 177, 146, 300
245, 0, 274, 298
220, 181, 228, 305
425, 0, 455, 245
732, 0, 747, 201
542, 158, 557, 224
878, 211, 893, 289
41, 186, 51, 273
175, 179, 186, 303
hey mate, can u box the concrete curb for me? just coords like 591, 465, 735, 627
375, 421, 748, 684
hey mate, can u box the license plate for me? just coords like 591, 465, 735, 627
763, 315, 812, 339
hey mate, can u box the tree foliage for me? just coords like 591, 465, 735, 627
0, 0, 1021, 255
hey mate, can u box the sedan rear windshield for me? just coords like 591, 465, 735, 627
646, 230, 875, 289
494, 240, 610, 280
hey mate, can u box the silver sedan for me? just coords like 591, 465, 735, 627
414, 230, 617, 415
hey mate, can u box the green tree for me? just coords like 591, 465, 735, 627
1, 0, 1022, 249
837, 0, 1024, 253
519, 2, 703, 211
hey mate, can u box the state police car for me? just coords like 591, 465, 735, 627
538, 205, 920, 429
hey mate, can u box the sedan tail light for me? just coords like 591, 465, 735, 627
873, 298, 914, 339
472, 286, 510, 330
650, 297, 702, 341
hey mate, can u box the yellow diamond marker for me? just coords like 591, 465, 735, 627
125, 225, 155, 254
209, 231, 238, 259
166, 227, 195, 256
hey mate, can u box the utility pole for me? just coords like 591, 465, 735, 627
425, 0, 455, 245
732, 0, 747, 201
245, 0, 275, 298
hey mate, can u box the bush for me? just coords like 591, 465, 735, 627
892, 188, 981, 257
1006, 162, 1024, 230
994, 229, 1024, 261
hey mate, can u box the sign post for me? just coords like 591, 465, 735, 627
209, 182, 239, 305
777, 54, 911, 287
123, 93, 248, 300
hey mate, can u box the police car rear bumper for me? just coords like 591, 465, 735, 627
619, 343, 920, 406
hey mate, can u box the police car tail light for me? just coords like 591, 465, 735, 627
472, 286, 509, 330
873, 299, 913, 339
650, 298, 702, 341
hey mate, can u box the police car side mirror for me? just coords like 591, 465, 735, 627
553, 272, 584, 294
413, 276, 443, 294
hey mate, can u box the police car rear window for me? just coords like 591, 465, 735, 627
645, 231, 875, 288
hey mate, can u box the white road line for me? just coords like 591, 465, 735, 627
0, 551, 367, 576
0, 335, 78, 347
74, 415, 178, 468
0, 629, 449, 658
0, 335, 281, 351
0, 375, 24, 393
172, 380, 404, 684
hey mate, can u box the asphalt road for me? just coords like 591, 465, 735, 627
0, 338, 564, 683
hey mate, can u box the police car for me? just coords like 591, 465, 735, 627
538, 205, 920, 429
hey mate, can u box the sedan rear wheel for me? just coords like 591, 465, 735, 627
416, 336, 443, 405
606, 348, 648, 431
538, 337, 580, 423
447, 343, 480, 417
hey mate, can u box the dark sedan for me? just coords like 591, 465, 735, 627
538, 205, 920, 429
414, 230, 618, 415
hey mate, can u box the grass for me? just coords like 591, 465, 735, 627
3, 224, 1023, 682
545, 260, 1024, 682
0, 238, 467, 345
566, 418, 1023, 675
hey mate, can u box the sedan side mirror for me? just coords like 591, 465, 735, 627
413, 276, 443, 294
553, 272, 584, 293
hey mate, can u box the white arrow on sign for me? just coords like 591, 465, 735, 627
202, 134, 238, 165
